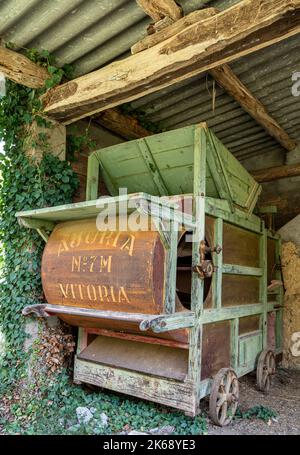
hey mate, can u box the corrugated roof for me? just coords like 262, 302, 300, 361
0, 0, 300, 163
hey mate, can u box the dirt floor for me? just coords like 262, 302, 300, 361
203, 368, 300, 435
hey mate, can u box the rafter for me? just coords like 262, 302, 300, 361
251, 162, 300, 183
42, 0, 300, 124
210, 65, 297, 152
0, 46, 49, 89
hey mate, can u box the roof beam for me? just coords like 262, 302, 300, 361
133, 4, 296, 152
0, 46, 150, 140
136, 0, 183, 21
210, 65, 297, 152
0, 46, 49, 89
93, 109, 152, 140
42, 0, 300, 124
251, 163, 300, 183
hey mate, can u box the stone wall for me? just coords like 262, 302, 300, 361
281, 242, 300, 370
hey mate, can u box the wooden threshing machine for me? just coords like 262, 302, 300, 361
18, 124, 283, 426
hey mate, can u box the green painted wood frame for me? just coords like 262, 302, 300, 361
16, 123, 283, 416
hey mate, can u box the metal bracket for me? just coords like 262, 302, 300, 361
193, 240, 222, 280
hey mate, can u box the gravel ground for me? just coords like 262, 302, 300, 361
203, 368, 300, 435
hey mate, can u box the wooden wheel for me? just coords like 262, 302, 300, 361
257, 349, 276, 393
209, 368, 239, 427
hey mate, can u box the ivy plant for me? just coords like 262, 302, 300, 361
0, 48, 207, 436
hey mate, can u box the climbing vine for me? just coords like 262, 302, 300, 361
0, 52, 79, 393
0, 49, 208, 435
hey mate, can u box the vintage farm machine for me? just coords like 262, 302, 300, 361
17, 124, 284, 426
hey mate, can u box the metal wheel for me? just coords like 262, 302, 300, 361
209, 368, 239, 427
256, 349, 276, 393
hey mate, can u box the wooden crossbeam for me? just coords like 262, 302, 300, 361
251, 162, 300, 183
0, 46, 49, 89
136, 0, 183, 21
93, 109, 152, 140
210, 65, 297, 152
0, 46, 150, 141
42, 0, 300, 124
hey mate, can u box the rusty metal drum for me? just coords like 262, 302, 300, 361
42, 217, 166, 315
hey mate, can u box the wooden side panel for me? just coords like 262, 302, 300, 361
239, 315, 260, 335
42, 218, 165, 314
78, 335, 189, 381
74, 358, 196, 415
222, 275, 260, 307
201, 321, 231, 380
223, 223, 260, 267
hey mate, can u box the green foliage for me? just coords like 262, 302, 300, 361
6, 42, 74, 90
1, 369, 207, 435
0, 47, 207, 436
66, 133, 96, 162
236, 405, 277, 422
119, 104, 164, 134
0, 59, 79, 392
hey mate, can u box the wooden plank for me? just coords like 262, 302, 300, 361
251, 162, 300, 183
222, 264, 263, 276
74, 357, 196, 414
94, 109, 152, 140
205, 198, 262, 234
0, 46, 49, 89
136, 0, 183, 21
137, 139, 169, 195
132, 8, 219, 54
210, 64, 297, 152
43, 0, 300, 123
213, 218, 223, 309
202, 304, 264, 324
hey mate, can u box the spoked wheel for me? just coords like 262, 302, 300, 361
257, 349, 276, 393
209, 368, 239, 427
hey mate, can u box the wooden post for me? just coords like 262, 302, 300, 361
260, 227, 268, 348
213, 217, 223, 309
86, 154, 100, 201
188, 125, 207, 414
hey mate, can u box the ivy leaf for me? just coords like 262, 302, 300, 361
47, 65, 57, 75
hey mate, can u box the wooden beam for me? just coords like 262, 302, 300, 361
42, 0, 300, 124
93, 108, 152, 140
210, 65, 297, 152
0, 46, 151, 142
136, 0, 183, 21
0, 46, 49, 89
251, 163, 300, 183
132, 8, 219, 54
